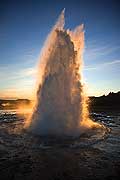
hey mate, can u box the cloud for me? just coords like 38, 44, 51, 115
0, 65, 37, 82
84, 40, 120, 60
20, 67, 37, 77
84, 59, 120, 71
0, 65, 37, 99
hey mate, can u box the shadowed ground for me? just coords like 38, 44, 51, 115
0, 110, 120, 180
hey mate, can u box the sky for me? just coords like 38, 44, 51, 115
0, 0, 120, 99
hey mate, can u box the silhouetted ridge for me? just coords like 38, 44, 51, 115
90, 91, 120, 110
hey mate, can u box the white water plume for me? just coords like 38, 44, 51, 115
27, 10, 101, 136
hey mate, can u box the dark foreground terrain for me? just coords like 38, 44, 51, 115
0, 109, 120, 180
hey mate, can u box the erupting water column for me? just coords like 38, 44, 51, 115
28, 10, 100, 136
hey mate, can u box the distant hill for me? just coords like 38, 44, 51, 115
0, 99, 31, 110
0, 91, 120, 110
89, 91, 120, 111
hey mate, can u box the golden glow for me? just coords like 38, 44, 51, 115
2, 103, 10, 107
68, 24, 101, 130
23, 102, 35, 128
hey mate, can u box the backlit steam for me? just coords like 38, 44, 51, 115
26, 10, 101, 136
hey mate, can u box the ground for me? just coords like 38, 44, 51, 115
0, 110, 120, 180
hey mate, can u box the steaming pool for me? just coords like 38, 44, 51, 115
0, 109, 119, 180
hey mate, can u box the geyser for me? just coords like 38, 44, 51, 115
27, 10, 100, 136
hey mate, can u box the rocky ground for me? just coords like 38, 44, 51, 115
0, 110, 120, 180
